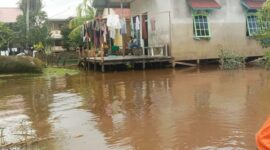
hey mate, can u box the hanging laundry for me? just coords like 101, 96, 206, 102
130, 18, 134, 37
120, 18, 127, 35
142, 15, 148, 40
135, 16, 140, 31
80, 26, 84, 40
101, 21, 108, 43
109, 27, 116, 39
107, 14, 121, 29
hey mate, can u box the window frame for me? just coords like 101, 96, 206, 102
246, 13, 260, 37
192, 13, 211, 39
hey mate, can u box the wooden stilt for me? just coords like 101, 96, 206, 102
94, 61, 97, 71
101, 64, 105, 72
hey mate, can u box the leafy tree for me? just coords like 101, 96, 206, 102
68, 0, 95, 48
0, 22, 13, 49
256, 0, 270, 48
61, 27, 72, 50
15, 0, 49, 49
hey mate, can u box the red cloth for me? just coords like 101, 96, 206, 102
256, 117, 270, 150
142, 15, 148, 40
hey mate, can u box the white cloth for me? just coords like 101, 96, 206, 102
103, 28, 107, 43
107, 14, 121, 29
109, 27, 116, 39
135, 16, 140, 31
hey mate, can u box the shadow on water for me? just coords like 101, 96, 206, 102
0, 67, 270, 149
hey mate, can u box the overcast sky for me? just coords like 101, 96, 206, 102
0, 0, 82, 19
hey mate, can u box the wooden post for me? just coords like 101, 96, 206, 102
102, 64, 105, 72
94, 61, 97, 71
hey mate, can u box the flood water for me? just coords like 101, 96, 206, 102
0, 67, 270, 150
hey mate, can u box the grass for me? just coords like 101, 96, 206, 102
0, 67, 80, 80
254, 50, 270, 69
0, 56, 79, 77
0, 56, 44, 74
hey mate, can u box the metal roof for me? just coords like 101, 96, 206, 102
242, 0, 266, 10
92, 0, 134, 8
187, 0, 221, 10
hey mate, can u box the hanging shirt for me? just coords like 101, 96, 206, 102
131, 18, 134, 37
109, 27, 116, 39
102, 24, 107, 43
120, 18, 127, 35
135, 16, 140, 31
107, 14, 121, 29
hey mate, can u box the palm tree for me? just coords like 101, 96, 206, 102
69, 0, 95, 35
19, 0, 42, 14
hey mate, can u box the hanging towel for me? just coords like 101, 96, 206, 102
135, 16, 140, 31
142, 15, 148, 39
131, 18, 134, 37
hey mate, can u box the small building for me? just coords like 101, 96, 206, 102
48, 18, 71, 52
0, 7, 22, 23
93, 0, 268, 62
0, 7, 22, 53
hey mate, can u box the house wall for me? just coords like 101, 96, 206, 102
130, 0, 266, 61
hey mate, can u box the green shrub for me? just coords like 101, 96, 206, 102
255, 50, 270, 69
219, 49, 246, 70
0, 56, 44, 74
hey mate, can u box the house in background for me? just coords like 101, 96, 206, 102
93, 0, 267, 63
0, 7, 22, 54
0, 7, 71, 53
0, 7, 22, 24
48, 18, 72, 52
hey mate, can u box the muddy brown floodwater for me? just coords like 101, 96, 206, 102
0, 67, 270, 150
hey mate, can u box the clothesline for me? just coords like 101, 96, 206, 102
81, 14, 128, 50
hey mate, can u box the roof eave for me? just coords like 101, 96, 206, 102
93, 0, 131, 9
241, 1, 263, 10
191, 7, 221, 11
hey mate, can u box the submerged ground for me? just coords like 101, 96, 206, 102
0, 67, 270, 149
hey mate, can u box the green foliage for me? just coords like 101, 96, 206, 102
256, 0, 270, 48
19, 0, 42, 14
219, 49, 246, 70
61, 27, 73, 50
33, 42, 44, 51
68, 26, 84, 48
14, 0, 49, 49
0, 56, 44, 74
255, 50, 270, 69
0, 22, 14, 48
68, 0, 95, 48
264, 50, 270, 68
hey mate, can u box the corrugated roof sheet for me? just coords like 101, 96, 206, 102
187, 0, 221, 9
0, 8, 22, 23
242, 0, 266, 10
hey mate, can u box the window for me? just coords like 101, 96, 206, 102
247, 15, 260, 36
193, 15, 211, 38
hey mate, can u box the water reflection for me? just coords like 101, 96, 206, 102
0, 68, 270, 149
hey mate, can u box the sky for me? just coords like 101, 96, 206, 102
0, 0, 82, 19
